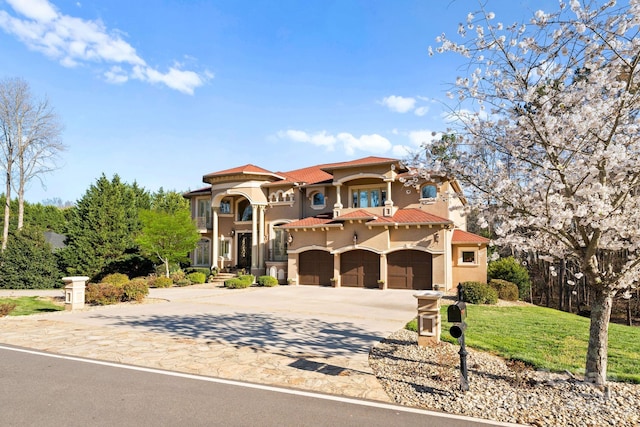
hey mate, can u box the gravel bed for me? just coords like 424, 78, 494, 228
369, 329, 640, 427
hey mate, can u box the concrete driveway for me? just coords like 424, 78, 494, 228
35, 285, 420, 358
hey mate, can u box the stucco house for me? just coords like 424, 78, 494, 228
184, 156, 489, 291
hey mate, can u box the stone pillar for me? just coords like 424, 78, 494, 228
258, 205, 265, 269
414, 291, 444, 346
63, 276, 89, 311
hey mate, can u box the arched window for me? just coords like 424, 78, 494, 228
237, 199, 252, 221
421, 184, 437, 200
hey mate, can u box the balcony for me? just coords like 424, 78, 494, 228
196, 216, 211, 229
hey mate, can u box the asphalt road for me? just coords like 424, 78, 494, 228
0, 345, 510, 427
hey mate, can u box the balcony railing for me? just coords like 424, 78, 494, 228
196, 216, 211, 229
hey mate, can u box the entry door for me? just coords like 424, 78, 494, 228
237, 233, 252, 269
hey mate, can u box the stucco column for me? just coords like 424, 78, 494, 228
333, 183, 343, 208
258, 205, 265, 268
251, 205, 258, 269
379, 253, 387, 290
212, 207, 219, 269
385, 180, 393, 206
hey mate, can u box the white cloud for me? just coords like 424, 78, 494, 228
276, 129, 392, 155
276, 130, 337, 150
0, 0, 211, 94
380, 94, 434, 116
391, 145, 413, 157
414, 106, 429, 116
380, 95, 416, 113
337, 133, 391, 155
408, 130, 437, 147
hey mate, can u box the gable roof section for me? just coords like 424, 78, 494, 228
452, 229, 490, 244
203, 164, 283, 181
333, 209, 378, 221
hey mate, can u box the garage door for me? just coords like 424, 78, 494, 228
340, 250, 379, 288
387, 250, 432, 290
299, 250, 333, 286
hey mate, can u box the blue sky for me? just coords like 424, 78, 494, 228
0, 0, 555, 204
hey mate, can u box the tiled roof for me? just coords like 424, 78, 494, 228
272, 165, 333, 186
183, 186, 211, 197
333, 209, 378, 221
279, 217, 338, 228
452, 229, 490, 244
203, 164, 277, 179
368, 208, 451, 225
320, 156, 400, 171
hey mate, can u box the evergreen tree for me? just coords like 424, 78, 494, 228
0, 227, 62, 289
59, 174, 151, 279
150, 187, 189, 214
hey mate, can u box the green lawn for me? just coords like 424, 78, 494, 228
0, 296, 65, 316
410, 304, 640, 383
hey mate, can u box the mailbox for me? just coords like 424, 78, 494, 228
447, 301, 467, 323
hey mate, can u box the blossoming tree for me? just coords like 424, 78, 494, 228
420, 0, 640, 385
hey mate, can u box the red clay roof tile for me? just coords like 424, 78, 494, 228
452, 229, 490, 244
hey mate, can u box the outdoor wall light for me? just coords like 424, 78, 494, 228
230, 229, 235, 237
434, 233, 440, 243
287, 232, 293, 244
353, 231, 358, 245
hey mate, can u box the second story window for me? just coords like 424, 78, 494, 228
310, 191, 325, 209
421, 184, 437, 201
220, 198, 231, 214
197, 199, 211, 229
351, 187, 386, 208
238, 199, 252, 222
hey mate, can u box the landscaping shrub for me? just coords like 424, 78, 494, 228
85, 283, 124, 305
0, 302, 17, 316
153, 277, 173, 288
257, 275, 279, 287
187, 272, 206, 284
462, 281, 498, 305
186, 268, 210, 276
170, 269, 186, 284
490, 279, 519, 301
100, 273, 129, 287
239, 274, 255, 284
122, 278, 149, 303
487, 256, 531, 300
175, 278, 191, 287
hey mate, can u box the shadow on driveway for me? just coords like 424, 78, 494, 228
93, 312, 383, 358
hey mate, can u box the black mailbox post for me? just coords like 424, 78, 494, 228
447, 301, 467, 323
449, 283, 469, 392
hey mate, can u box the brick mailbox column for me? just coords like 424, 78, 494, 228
63, 276, 89, 311
413, 290, 444, 347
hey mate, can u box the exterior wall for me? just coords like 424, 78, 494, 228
451, 245, 488, 286
188, 158, 488, 291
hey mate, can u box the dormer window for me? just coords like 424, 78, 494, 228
420, 184, 437, 203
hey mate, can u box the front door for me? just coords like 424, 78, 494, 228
237, 233, 251, 269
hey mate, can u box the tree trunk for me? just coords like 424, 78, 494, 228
585, 289, 613, 385
164, 259, 170, 278
2, 172, 10, 251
